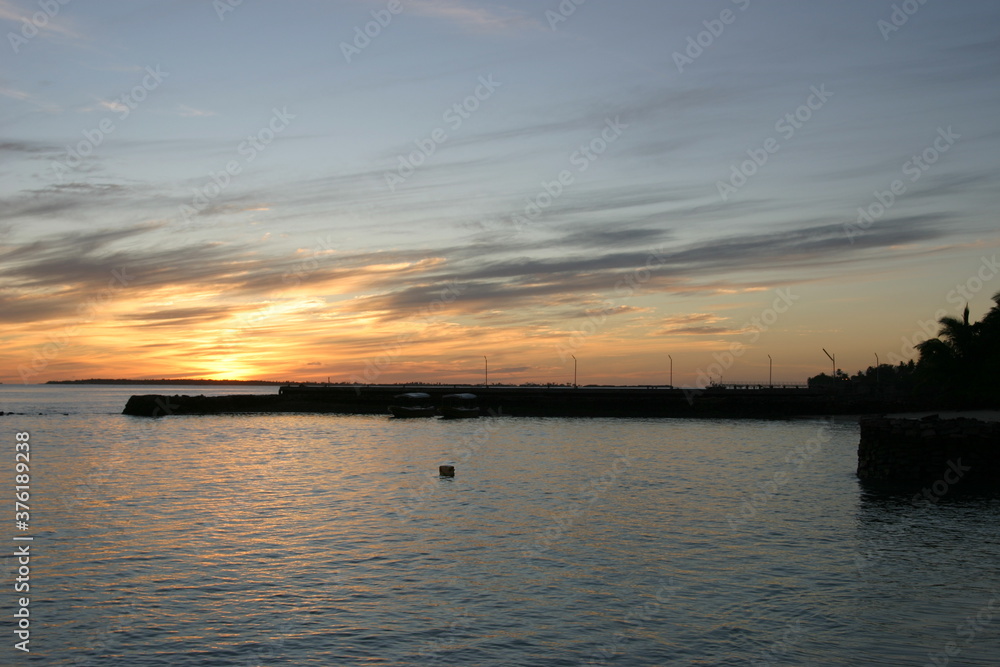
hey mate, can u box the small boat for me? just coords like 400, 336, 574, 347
388, 392, 437, 418
440, 393, 480, 419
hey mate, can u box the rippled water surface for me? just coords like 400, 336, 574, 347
3, 385, 1000, 665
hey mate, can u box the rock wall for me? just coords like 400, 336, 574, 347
122, 393, 289, 416
125, 385, 914, 418
857, 416, 1000, 488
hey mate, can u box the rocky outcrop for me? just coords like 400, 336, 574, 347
122, 393, 289, 416
857, 416, 1000, 488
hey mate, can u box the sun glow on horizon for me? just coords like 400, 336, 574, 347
201, 364, 260, 382
3, 1, 1000, 386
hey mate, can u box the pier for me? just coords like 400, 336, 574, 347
122, 383, 922, 418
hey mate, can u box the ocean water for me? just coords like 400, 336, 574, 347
2, 385, 999, 666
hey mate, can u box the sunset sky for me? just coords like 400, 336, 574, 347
2, 0, 999, 386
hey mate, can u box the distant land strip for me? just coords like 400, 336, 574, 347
47, 378, 291, 385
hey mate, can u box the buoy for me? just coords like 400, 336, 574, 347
439, 464, 455, 477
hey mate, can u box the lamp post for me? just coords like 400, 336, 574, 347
571, 354, 577, 388
484, 355, 488, 387
822, 348, 835, 379
874, 352, 879, 385
668, 354, 673, 388
768, 354, 772, 388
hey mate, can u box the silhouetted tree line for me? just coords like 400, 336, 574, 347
808, 291, 1000, 405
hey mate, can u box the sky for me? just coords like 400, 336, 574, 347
1, 0, 999, 386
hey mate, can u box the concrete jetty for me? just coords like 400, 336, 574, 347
122, 383, 921, 418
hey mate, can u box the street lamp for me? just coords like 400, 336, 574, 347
822, 348, 835, 379
768, 354, 772, 388
874, 352, 879, 385
571, 354, 577, 388
484, 355, 488, 387
668, 354, 673, 388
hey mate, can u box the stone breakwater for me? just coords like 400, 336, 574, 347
857, 416, 1000, 489
120, 385, 980, 419
122, 385, 908, 419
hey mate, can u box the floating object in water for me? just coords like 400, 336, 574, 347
388, 392, 436, 418
440, 393, 480, 419
439, 464, 455, 477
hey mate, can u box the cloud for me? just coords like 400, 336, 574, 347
174, 105, 217, 118
0, 223, 444, 327
558, 226, 668, 250
340, 213, 952, 324
658, 312, 719, 326
450, 85, 734, 153
84, 99, 130, 114
0, 0, 86, 46
0, 86, 60, 113
1, 182, 132, 221
0, 193, 960, 359
902, 171, 995, 202
0, 139, 51, 154
407, 0, 538, 32
655, 313, 740, 336
582, 305, 647, 318
665, 325, 738, 335
120, 306, 236, 328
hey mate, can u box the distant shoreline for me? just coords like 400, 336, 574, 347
46, 379, 290, 386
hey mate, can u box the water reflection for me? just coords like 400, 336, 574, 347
853, 485, 1000, 663
17, 390, 1000, 665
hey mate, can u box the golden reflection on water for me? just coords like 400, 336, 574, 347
24, 406, 1000, 665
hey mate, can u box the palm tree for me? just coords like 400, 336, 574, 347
915, 305, 972, 367
916, 295, 1000, 402
979, 291, 1000, 337
977, 291, 1000, 391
